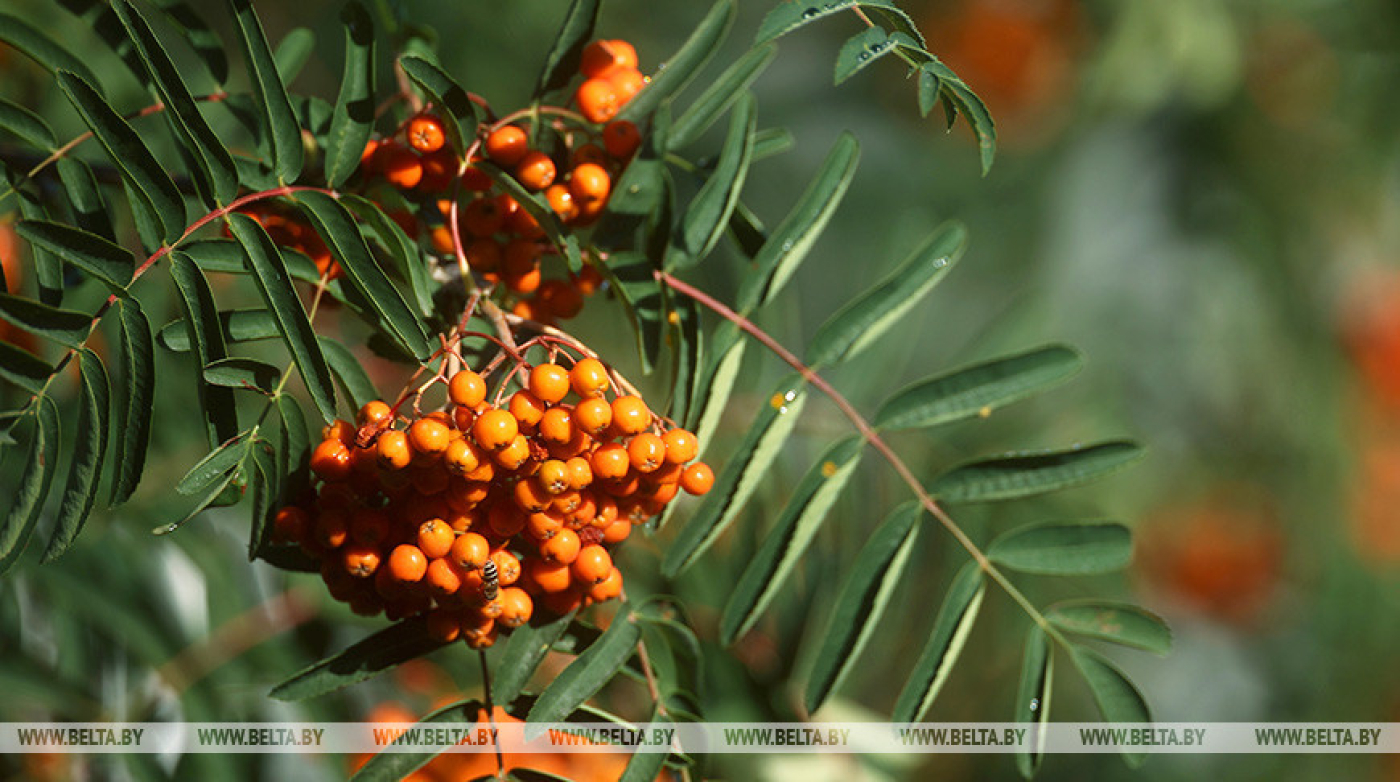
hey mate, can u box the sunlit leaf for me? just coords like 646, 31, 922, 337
532, 0, 600, 99
1070, 646, 1150, 768
324, 2, 375, 188
526, 609, 640, 733
176, 432, 250, 496
988, 521, 1133, 575
349, 699, 486, 782
663, 373, 808, 576
668, 44, 775, 151
892, 562, 986, 722
492, 608, 579, 706
686, 322, 745, 451
806, 501, 920, 712
1047, 601, 1171, 656
834, 27, 916, 85
805, 220, 965, 367
203, 357, 282, 393
617, 0, 735, 123
227, 0, 303, 182
929, 441, 1145, 503
720, 436, 864, 645
319, 336, 379, 412
40, 349, 109, 563
1014, 625, 1052, 778
341, 195, 434, 316
874, 345, 1083, 431
669, 92, 755, 269
157, 308, 279, 352
735, 133, 859, 311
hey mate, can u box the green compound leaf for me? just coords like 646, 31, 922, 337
274, 27, 315, 82
617, 0, 735, 124
492, 608, 579, 706
735, 132, 859, 312
0, 293, 92, 347
805, 220, 965, 367
56, 157, 115, 242
526, 609, 640, 734
686, 321, 745, 451
834, 26, 916, 85
0, 398, 58, 575
112, 299, 153, 505
15, 220, 135, 294
157, 309, 279, 352
0, 12, 102, 87
929, 441, 1145, 503
324, 2, 376, 189
874, 345, 1083, 431
271, 615, 448, 701
806, 500, 920, 713
597, 251, 665, 373
720, 436, 864, 645
348, 699, 487, 782
227, 0, 303, 183
55, 71, 185, 242
227, 213, 338, 423
0, 97, 56, 149
203, 357, 282, 394
294, 191, 431, 362
667, 44, 776, 151
669, 91, 755, 269
988, 521, 1133, 576
168, 251, 241, 448
1014, 625, 1052, 779
892, 561, 986, 722
112, 0, 238, 206
1070, 646, 1151, 768
663, 373, 807, 576
41, 349, 110, 563
532, 0, 600, 99
341, 195, 435, 317
399, 56, 480, 155
319, 336, 379, 412
1046, 601, 1171, 656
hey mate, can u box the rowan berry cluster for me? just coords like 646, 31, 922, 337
351, 38, 647, 325
273, 353, 714, 649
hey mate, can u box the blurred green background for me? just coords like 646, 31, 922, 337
2, 0, 1400, 780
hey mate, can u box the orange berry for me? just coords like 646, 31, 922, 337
272, 506, 308, 544
444, 438, 481, 477
488, 502, 527, 537
533, 459, 568, 495
603, 518, 633, 544
602, 120, 641, 158
681, 462, 714, 495
343, 545, 381, 578
539, 278, 584, 320
509, 390, 547, 430
465, 237, 502, 272
540, 528, 581, 564
450, 532, 491, 571
417, 519, 455, 559
494, 434, 532, 471
571, 545, 612, 585
449, 370, 488, 408
569, 163, 611, 209
576, 264, 605, 296
350, 508, 390, 546
375, 142, 422, 189
323, 419, 356, 445
575, 77, 621, 124
503, 250, 542, 295
473, 409, 519, 451
425, 558, 464, 597
662, 428, 700, 464
609, 67, 646, 104
538, 407, 575, 445
528, 364, 571, 405
527, 508, 565, 540
573, 397, 612, 435
564, 457, 593, 491
526, 557, 573, 593
569, 358, 611, 399
419, 149, 456, 192
463, 624, 497, 649
311, 439, 353, 482
428, 224, 457, 255
588, 566, 623, 601
544, 183, 577, 222
408, 417, 452, 457
498, 587, 533, 628
388, 544, 429, 582
514, 151, 556, 191
491, 550, 521, 586
627, 432, 666, 473
611, 395, 651, 436
591, 442, 631, 481
463, 196, 507, 237
461, 163, 492, 191
407, 114, 446, 153
514, 476, 554, 513
376, 429, 413, 470
581, 39, 639, 78
485, 125, 529, 166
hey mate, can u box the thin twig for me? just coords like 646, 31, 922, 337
479, 649, 506, 778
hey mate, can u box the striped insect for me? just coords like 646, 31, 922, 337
481, 557, 499, 602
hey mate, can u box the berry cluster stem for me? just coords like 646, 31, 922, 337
657, 271, 1068, 644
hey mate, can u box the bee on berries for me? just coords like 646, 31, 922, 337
481, 558, 500, 602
